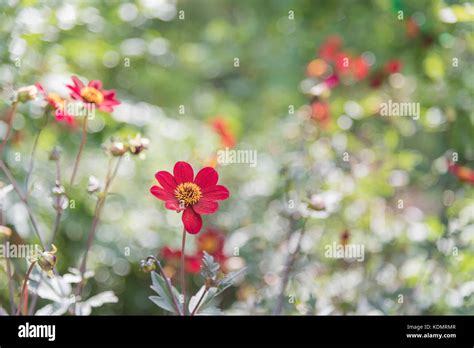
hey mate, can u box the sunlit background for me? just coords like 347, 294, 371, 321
0, 0, 473, 315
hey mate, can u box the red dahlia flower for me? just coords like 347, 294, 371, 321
66, 76, 120, 113
36, 84, 75, 125
150, 161, 230, 234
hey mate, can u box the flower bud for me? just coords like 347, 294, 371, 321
110, 141, 127, 156
140, 258, 157, 273
14, 85, 39, 103
35, 245, 58, 278
0, 225, 12, 239
128, 134, 150, 155
49, 146, 61, 161
87, 176, 101, 194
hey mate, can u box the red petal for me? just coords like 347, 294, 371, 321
193, 199, 219, 214
194, 167, 218, 188
165, 200, 182, 211
98, 105, 114, 113
89, 80, 103, 90
182, 208, 202, 234
150, 185, 175, 201
71, 76, 85, 90
202, 185, 230, 201
173, 161, 194, 184
155, 171, 177, 192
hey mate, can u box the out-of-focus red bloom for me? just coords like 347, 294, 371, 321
36, 84, 75, 125
384, 59, 402, 74
318, 35, 342, 62
406, 17, 419, 39
150, 161, 230, 234
210, 117, 236, 148
310, 100, 330, 127
334, 52, 351, 75
448, 162, 474, 185
66, 76, 120, 113
353, 56, 369, 80
197, 228, 227, 263
161, 246, 201, 274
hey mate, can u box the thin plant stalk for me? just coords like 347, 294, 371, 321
17, 262, 35, 316
25, 111, 50, 195
76, 155, 123, 298
180, 227, 187, 315
69, 116, 89, 186
191, 286, 209, 316
273, 218, 308, 315
0, 161, 45, 248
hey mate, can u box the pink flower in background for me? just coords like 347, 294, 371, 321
66, 76, 120, 112
36, 84, 75, 125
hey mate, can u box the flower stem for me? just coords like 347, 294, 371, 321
69, 116, 88, 186
76, 156, 123, 299
25, 111, 50, 195
50, 159, 63, 247
191, 286, 209, 316
273, 218, 308, 315
17, 262, 35, 316
180, 227, 187, 315
0, 160, 45, 248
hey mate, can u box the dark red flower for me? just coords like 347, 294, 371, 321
161, 247, 201, 273
66, 76, 120, 113
448, 162, 474, 185
36, 83, 75, 125
150, 161, 230, 234
197, 228, 227, 263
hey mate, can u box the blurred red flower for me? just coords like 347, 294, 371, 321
384, 59, 402, 74
161, 246, 201, 274
210, 117, 236, 148
66, 76, 120, 113
318, 35, 342, 62
36, 83, 75, 125
197, 228, 227, 263
448, 162, 474, 185
310, 100, 330, 127
150, 161, 230, 234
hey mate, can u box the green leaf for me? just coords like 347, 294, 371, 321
217, 267, 247, 295
200, 251, 221, 281
149, 271, 179, 314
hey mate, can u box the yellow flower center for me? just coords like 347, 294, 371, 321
80, 87, 104, 104
174, 182, 202, 207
